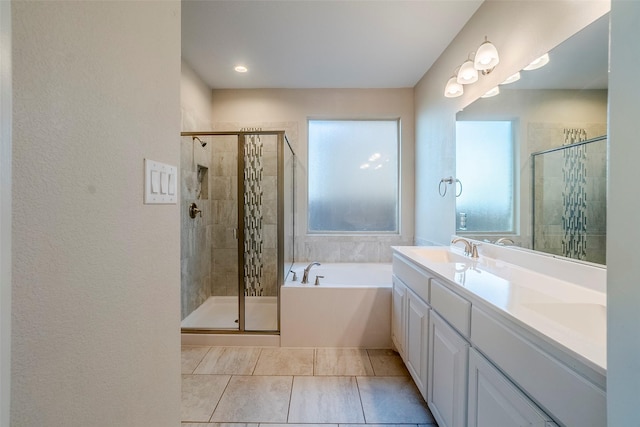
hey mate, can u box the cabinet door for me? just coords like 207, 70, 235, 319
406, 289, 429, 400
391, 276, 407, 358
428, 311, 469, 427
468, 348, 554, 427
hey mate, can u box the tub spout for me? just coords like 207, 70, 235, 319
302, 262, 321, 284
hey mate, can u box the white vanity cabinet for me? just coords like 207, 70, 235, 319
468, 347, 557, 427
427, 310, 469, 427
405, 288, 429, 399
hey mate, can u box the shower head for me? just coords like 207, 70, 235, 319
193, 136, 206, 148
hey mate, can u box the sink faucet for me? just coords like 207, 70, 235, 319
494, 237, 515, 246
301, 262, 321, 284
451, 238, 480, 258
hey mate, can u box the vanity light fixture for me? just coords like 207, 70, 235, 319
444, 75, 464, 98
474, 36, 500, 74
501, 72, 521, 85
523, 53, 549, 71
457, 57, 479, 85
481, 86, 500, 98
234, 65, 248, 73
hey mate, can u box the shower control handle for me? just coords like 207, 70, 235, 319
189, 202, 202, 219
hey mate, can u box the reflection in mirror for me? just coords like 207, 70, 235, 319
455, 13, 609, 265
532, 135, 607, 264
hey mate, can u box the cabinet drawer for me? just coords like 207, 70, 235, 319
430, 279, 471, 338
393, 254, 430, 303
471, 307, 606, 427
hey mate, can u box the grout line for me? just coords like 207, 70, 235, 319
365, 348, 376, 376
251, 347, 263, 375
313, 347, 317, 376
354, 375, 367, 424
285, 375, 295, 422
190, 345, 214, 375
207, 374, 232, 423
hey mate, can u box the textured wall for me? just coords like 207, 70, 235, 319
210, 89, 415, 262
12, 2, 181, 425
413, 1, 610, 246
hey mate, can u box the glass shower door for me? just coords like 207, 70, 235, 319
209, 134, 240, 329
243, 133, 279, 331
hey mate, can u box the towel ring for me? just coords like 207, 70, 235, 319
439, 176, 455, 197
455, 179, 463, 197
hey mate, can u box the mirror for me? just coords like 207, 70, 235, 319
455, 13, 609, 265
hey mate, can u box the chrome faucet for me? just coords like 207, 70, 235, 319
301, 262, 321, 284
451, 238, 480, 258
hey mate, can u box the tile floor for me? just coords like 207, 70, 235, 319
182, 346, 437, 426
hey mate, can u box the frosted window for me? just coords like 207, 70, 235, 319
308, 120, 399, 233
456, 121, 514, 233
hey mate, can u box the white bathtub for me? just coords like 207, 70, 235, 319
280, 263, 392, 348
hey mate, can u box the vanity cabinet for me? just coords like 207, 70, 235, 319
405, 288, 429, 399
468, 348, 557, 427
428, 311, 469, 427
392, 248, 605, 427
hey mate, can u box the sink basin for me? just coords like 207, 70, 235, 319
524, 302, 606, 341
407, 247, 470, 264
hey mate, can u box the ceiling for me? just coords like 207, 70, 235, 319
181, 0, 484, 89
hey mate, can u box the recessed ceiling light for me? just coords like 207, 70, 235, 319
234, 65, 248, 73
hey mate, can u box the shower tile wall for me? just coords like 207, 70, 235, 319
258, 136, 278, 297
211, 136, 239, 297
181, 136, 213, 320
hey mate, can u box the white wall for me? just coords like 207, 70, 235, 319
11, 2, 181, 426
211, 89, 415, 262
181, 58, 213, 132
0, 1, 11, 425
414, 0, 610, 246
607, 0, 640, 424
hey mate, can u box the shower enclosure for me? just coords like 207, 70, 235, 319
180, 131, 295, 333
532, 135, 607, 264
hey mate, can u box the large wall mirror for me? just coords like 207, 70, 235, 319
455, 12, 609, 265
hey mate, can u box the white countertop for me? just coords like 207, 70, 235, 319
392, 245, 607, 376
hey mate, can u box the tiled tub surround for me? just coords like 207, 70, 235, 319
181, 346, 436, 425
392, 242, 606, 427
281, 263, 392, 348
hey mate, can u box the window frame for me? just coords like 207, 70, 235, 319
306, 118, 401, 235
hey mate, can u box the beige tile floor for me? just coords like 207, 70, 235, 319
182, 346, 437, 426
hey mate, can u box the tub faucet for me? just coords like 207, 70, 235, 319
451, 238, 480, 258
301, 262, 321, 284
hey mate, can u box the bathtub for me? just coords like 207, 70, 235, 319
280, 263, 392, 348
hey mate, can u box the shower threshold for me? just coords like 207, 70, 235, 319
181, 296, 278, 331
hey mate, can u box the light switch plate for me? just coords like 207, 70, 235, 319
144, 159, 177, 204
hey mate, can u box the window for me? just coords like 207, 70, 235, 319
308, 119, 399, 233
455, 121, 515, 233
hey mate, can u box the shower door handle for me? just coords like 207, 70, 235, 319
232, 228, 237, 239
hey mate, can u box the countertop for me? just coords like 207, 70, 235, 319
392, 245, 607, 377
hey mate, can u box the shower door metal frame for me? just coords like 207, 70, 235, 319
180, 130, 287, 335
